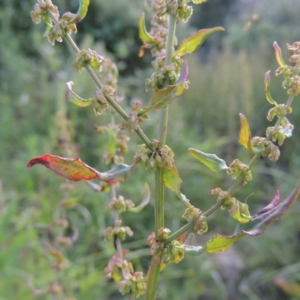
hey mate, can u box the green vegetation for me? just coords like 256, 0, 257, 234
1, 0, 300, 299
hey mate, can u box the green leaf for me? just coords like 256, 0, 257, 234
264, 71, 277, 105
97, 162, 138, 184
175, 27, 225, 57
68, 0, 90, 24
206, 179, 300, 254
140, 63, 189, 114
187, 148, 228, 172
129, 183, 151, 213
138, 13, 155, 44
66, 81, 93, 107
163, 166, 182, 195
147, 85, 178, 110
183, 233, 205, 256
192, 0, 207, 3
238, 113, 251, 150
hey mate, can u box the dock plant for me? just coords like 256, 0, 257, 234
28, 0, 300, 299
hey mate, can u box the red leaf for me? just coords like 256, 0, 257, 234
28, 154, 138, 184
27, 154, 98, 181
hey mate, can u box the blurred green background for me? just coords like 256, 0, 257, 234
1, 0, 300, 299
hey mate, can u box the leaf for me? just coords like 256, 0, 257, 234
147, 85, 178, 110
228, 201, 252, 224
27, 154, 138, 183
206, 179, 300, 254
206, 233, 244, 254
175, 27, 225, 57
273, 41, 286, 67
138, 13, 155, 44
264, 71, 277, 105
183, 233, 205, 256
27, 154, 98, 181
192, 0, 207, 3
239, 113, 251, 150
140, 63, 189, 114
98, 162, 137, 184
66, 81, 93, 107
176, 60, 189, 96
128, 183, 151, 213
187, 148, 228, 172
163, 166, 182, 195
255, 190, 280, 216
68, 0, 90, 24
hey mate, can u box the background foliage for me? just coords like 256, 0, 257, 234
1, 0, 300, 299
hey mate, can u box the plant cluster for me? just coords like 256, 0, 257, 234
28, 0, 300, 299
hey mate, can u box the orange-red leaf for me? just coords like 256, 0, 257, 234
27, 154, 98, 181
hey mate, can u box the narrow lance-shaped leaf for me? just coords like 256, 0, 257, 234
163, 166, 182, 195
187, 148, 228, 172
175, 27, 225, 57
66, 81, 93, 107
128, 183, 151, 213
206, 179, 300, 254
138, 13, 155, 44
264, 71, 277, 105
27, 154, 138, 184
238, 113, 251, 150
273, 41, 286, 67
68, 0, 90, 24
192, 0, 207, 3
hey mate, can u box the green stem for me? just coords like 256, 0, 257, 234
63, 34, 154, 150
158, 14, 176, 145
46, 10, 154, 151
145, 14, 177, 300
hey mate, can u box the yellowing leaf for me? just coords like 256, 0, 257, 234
228, 201, 252, 224
138, 13, 155, 44
264, 71, 277, 105
187, 148, 228, 172
239, 113, 251, 150
66, 81, 93, 107
163, 166, 182, 195
206, 233, 244, 254
175, 27, 225, 57
192, 0, 207, 3
273, 41, 286, 67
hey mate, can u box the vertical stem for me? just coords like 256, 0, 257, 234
145, 14, 177, 300
158, 14, 177, 145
